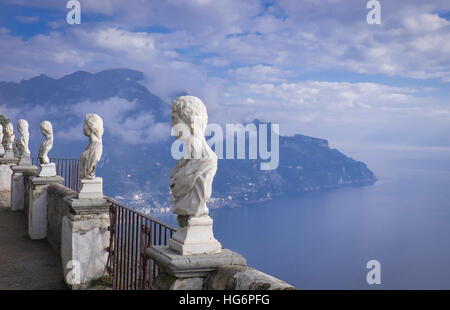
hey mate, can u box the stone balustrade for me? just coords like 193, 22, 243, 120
0, 108, 295, 291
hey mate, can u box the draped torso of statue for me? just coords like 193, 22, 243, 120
3, 122, 15, 151
80, 114, 104, 180
170, 96, 217, 217
16, 119, 31, 157
38, 121, 53, 164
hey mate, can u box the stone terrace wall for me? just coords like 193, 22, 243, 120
45, 183, 110, 288
204, 265, 296, 290
0, 165, 13, 206
47, 184, 76, 253
23, 169, 37, 215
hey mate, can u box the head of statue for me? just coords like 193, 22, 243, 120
5, 122, 13, 135
172, 96, 208, 142
18, 119, 29, 135
40, 121, 53, 139
83, 114, 104, 139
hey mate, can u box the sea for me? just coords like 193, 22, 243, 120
153, 145, 450, 289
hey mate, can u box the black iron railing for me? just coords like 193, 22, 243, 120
105, 197, 176, 290
32, 157, 176, 289
32, 157, 80, 192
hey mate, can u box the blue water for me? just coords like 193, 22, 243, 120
158, 146, 450, 289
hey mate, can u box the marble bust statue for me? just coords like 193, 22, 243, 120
38, 121, 53, 165
168, 96, 222, 255
80, 113, 103, 180
3, 122, 15, 151
16, 119, 31, 158
170, 96, 218, 217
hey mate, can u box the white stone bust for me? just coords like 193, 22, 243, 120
16, 119, 31, 158
80, 114, 103, 180
38, 121, 53, 165
170, 96, 218, 217
2, 122, 15, 151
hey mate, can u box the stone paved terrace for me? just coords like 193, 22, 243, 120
0, 194, 66, 290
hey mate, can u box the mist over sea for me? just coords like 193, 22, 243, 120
155, 145, 450, 289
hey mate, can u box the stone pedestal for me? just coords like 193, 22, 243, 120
38, 163, 56, 177
61, 196, 109, 289
0, 157, 18, 207
23, 169, 37, 215
27, 175, 64, 239
18, 156, 32, 167
0, 157, 18, 167
11, 165, 38, 211
169, 215, 222, 255
146, 246, 246, 290
78, 177, 103, 199
3, 150, 15, 159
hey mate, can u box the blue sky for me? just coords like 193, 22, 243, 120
1, 0, 450, 147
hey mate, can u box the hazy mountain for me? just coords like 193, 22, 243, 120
0, 69, 376, 214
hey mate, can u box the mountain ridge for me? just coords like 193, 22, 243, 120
0, 68, 376, 213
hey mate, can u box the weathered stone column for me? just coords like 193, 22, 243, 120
11, 165, 37, 211
27, 175, 63, 239
61, 196, 109, 289
28, 120, 63, 239
146, 96, 247, 290
60, 113, 109, 289
0, 123, 4, 158
23, 169, 36, 215
0, 157, 18, 207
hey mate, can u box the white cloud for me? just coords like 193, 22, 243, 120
2, 1, 450, 83
213, 80, 446, 146
228, 64, 296, 83
1, 0, 450, 147
57, 123, 84, 141
202, 57, 230, 67
239, 81, 420, 111
0, 25, 218, 106
80, 28, 157, 57
0, 96, 171, 148
69, 97, 171, 144
15, 15, 40, 24
403, 13, 450, 33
